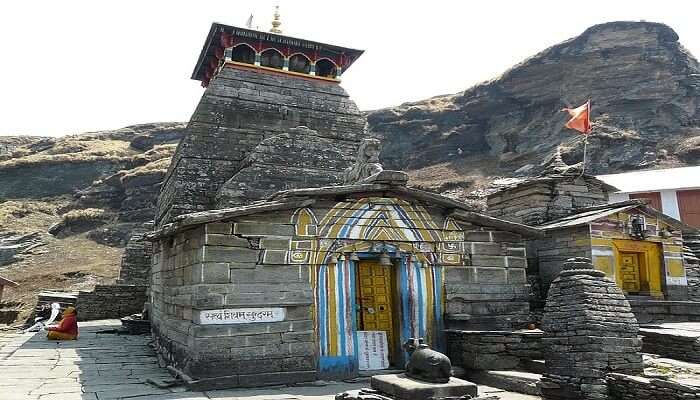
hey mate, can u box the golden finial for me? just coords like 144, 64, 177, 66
270, 6, 282, 33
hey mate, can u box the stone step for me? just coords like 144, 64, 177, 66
466, 370, 542, 396
521, 359, 545, 374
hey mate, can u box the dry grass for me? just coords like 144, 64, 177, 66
0, 139, 138, 170
61, 208, 110, 224
0, 199, 68, 233
122, 157, 170, 180
0, 199, 121, 323
0, 234, 122, 323
407, 162, 475, 192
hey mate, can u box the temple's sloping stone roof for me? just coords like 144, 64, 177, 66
147, 175, 543, 240
537, 199, 693, 231
488, 173, 618, 199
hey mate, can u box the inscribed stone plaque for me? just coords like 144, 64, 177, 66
197, 307, 285, 325
357, 331, 389, 370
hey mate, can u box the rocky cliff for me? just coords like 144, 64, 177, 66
368, 21, 700, 181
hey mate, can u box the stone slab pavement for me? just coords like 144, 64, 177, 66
0, 320, 539, 400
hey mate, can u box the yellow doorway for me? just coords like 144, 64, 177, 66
357, 262, 397, 363
619, 252, 641, 293
613, 239, 663, 298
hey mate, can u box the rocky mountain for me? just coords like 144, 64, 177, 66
0, 123, 186, 323
367, 21, 700, 184
0, 122, 185, 269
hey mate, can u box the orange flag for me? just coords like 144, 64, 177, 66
561, 100, 591, 134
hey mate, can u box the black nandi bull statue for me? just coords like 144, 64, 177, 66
403, 337, 452, 384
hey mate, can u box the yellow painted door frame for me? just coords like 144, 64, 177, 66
612, 239, 663, 298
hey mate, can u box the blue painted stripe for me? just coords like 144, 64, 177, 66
415, 261, 425, 338
392, 205, 423, 241
338, 260, 346, 356
337, 203, 371, 238
399, 257, 411, 344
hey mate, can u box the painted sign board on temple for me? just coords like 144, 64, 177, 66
197, 307, 286, 325
357, 331, 390, 370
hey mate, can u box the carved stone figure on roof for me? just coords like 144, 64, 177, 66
343, 138, 383, 184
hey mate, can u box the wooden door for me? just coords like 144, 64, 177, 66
629, 192, 662, 212
620, 253, 641, 293
358, 262, 395, 359
678, 189, 700, 228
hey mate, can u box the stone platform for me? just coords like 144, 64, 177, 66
371, 373, 478, 400
630, 300, 700, 324
0, 320, 538, 400
641, 322, 700, 363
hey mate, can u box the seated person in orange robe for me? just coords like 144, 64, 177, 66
47, 306, 78, 340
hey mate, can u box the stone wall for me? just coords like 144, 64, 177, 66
156, 66, 367, 226
150, 218, 316, 389
150, 195, 534, 389
487, 176, 608, 226
446, 330, 543, 370
685, 231, 700, 301
76, 285, 147, 321
607, 373, 700, 399
687, 261, 700, 301
445, 227, 532, 330
630, 299, 700, 324
526, 225, 592, 296
117, 222, 153, 285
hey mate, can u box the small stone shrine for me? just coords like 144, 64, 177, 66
540, 257, 643, 400
487, 151, 692, 302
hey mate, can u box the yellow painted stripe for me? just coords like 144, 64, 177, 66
424, 267, 435, 345
327, 265, 338, 356
591, 238, 613, 246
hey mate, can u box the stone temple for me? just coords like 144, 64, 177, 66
148, 20, 541, 389
156, 22, 367, 226
140, 16, 700, 398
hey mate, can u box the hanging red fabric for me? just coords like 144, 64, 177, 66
562, 99, 591, 134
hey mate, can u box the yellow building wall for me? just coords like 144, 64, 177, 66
589, 210, 684, 299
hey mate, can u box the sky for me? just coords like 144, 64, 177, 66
1, 0, 699, 137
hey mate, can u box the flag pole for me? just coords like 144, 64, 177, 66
580, 135, 588, 176
579, 99, 591, 177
